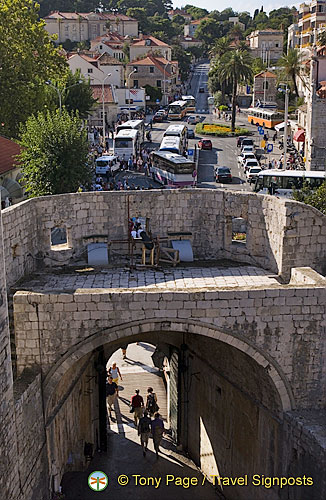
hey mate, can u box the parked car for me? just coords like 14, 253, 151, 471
241, 138, 254, 148
198, 139, 212, 150
187, 115, 200, 125
238, 152, 257, 166
199, 87, 205, 93
215, 166, 232, 183
187, 128, 195, 139
246, 166, 262, 183
153, 112, 164, 123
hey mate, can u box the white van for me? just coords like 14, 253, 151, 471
95, 155, 119, 175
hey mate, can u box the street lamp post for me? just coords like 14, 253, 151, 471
163, 62, 169, 106
278, 83, 290, 168
127, 69, 137, 120
45, 79, 83, 114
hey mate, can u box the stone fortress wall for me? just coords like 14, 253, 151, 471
0, 189, 326, 500
2, 189, 326, 288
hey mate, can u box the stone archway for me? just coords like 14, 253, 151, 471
43, 318, 294, 417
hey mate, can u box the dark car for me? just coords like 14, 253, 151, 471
198, 139, 212, 150
153, 112, 164, 123
216, 166, 232, 183
187, 128, 195, 139
199, 87, 205, 93
237, 136, 247, 148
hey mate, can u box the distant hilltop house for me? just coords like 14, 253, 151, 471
90, 32, 131, 61
126, 55, 179, 92
246, 29, 284, 62
179, 36, 203, 49
167, 9, 192, 21
252, 70, 277, 106
43, 11, 139, 43
129, 35, 172, 62
184, 18, 209, 37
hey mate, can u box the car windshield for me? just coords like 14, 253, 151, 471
219, 168, 230, 173
250, 168, 261, 173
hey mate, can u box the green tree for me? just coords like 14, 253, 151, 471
172, 44, 191, 82
279, 48, 303, 97
19, 109, 92, 197
184, 5, 208, 19
292, 182, 326, 214
209, 37, 231, 103
0, 0, 67, 138
61, 70, 97, 119
144, 84, 162, 102
195, 18, 225, 49
217, 49, 253, 131
126, 7, 150, 33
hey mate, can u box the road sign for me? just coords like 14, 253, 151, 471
259, 128, 264, 136
156, 99, 160, 103
258, 126, 263, 133
267, 144, 273, 153
187, 149, 194, 157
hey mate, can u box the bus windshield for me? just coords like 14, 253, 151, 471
115, 138, 132, 149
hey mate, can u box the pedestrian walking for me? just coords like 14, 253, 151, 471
108, 362, 122, 395
146, 387, 159, 416
138, 410, 152, 457
130, 389, 144, 426
120, 343, 128, 359
151, 412, 164, 458
106, 376, 118, 417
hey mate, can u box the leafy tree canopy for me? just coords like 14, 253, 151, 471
183, 5, 208, 19
292, 182, 326, 215
0, 0, 67, 138
144, 84, 162, 102
19, 109, 92, 197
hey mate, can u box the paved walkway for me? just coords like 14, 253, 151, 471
19, 265, 278, 292
62, 343, 221, 499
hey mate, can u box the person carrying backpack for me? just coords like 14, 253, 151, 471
146, 387, 159, 416
138, 411, 152, 456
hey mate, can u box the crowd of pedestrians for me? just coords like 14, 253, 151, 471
105, 359, 165, 459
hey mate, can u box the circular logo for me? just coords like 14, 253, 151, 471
88, 471, 109, 491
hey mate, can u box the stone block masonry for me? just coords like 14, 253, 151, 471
2, 190, 326, 288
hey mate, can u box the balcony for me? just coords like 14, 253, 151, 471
303, 12, 311, 19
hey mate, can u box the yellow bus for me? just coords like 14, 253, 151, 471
182, 95, 196, 113
168, 100, 187, 120
247, 108, 283, 129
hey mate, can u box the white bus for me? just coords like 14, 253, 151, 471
116, 119, 145, 143
159, 136, 183, 155
182, 95, 196, 113
114, 129, 140, 158
254, 169, 326, 197
163, 124, 188, 154
168, 100, 187, 120
95, 155, 119, 176
151, 151, 196, 187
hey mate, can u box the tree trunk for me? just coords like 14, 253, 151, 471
292, 73, 299, 97
231, 77, 237, 132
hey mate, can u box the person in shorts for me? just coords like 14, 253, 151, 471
106, 376, 118, 417
131, 389, 144, 426
138, 411, 152, 456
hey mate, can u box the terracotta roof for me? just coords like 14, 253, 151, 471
0, 137, 20, 175
190, 17, 209, 25
255, 70, 277, 78
128, 55, 172, 76
44, 11, 137, 21
96, 53, 123, 65
91, 85, 114, 104
131, 36, 170, 48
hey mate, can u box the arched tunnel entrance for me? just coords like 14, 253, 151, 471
43, 322, 291, 500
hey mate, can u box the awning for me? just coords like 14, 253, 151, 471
293, 129, 305, 142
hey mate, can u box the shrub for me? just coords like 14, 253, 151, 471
195, 122, 250, 137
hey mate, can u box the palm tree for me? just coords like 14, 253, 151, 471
279, 49, 303, 97
217, 49, 253, 131
209, 37, 231, 104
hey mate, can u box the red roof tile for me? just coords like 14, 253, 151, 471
131, 36, 170, 47
91, 85, 114, 104
0, 136, 21, 175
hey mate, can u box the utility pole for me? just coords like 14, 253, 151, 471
278, 83, 290, 168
